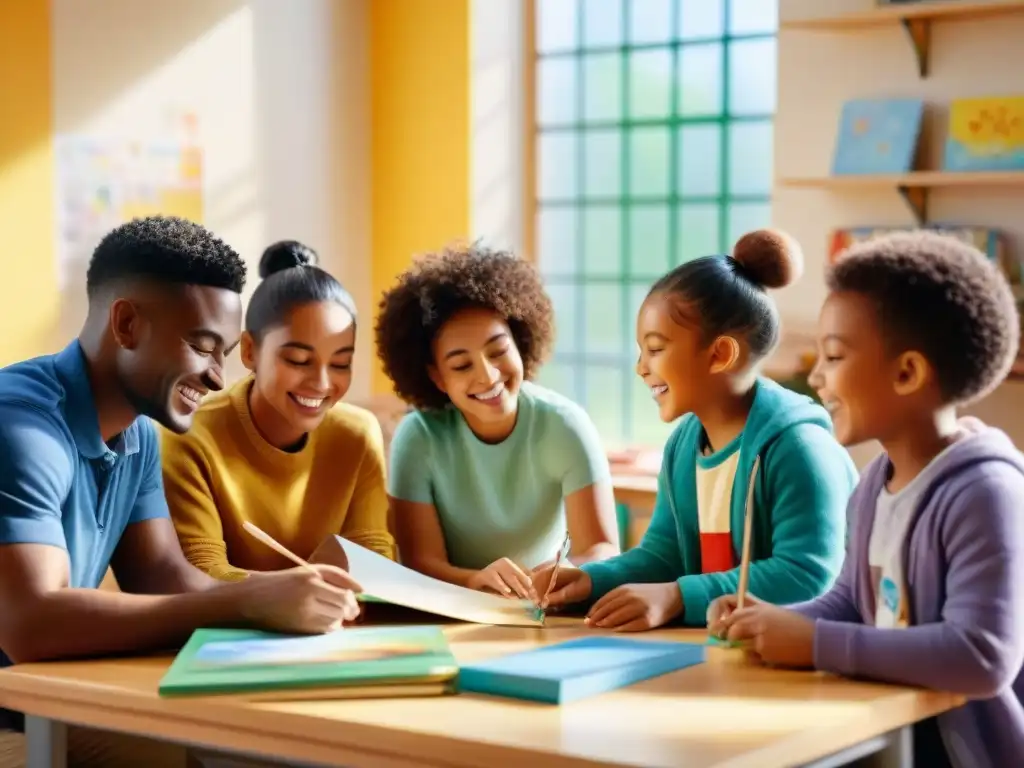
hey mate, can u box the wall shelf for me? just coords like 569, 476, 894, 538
778, 171, 1024, 225
781, 1, 1024, 77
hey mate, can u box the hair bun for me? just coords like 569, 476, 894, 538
258, 240, 319, 279
731, 229, 803, 290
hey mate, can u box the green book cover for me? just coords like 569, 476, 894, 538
159, 624, 459, 699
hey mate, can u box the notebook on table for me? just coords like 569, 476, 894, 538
159, 624, 459, 701
457, 636, 706, 704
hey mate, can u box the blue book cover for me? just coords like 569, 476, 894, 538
457, 636, 706, 704
831, 98, 925, 175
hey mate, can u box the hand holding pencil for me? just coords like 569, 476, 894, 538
231, 522, 364, 634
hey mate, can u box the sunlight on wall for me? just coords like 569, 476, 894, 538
52, 1, 263, 365
0, 0, 59, 364
471, 0, 526, 255
50, 0, 373, 394
370, 0, 471, 395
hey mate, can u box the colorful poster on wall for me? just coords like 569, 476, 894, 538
54, 111, 203, 292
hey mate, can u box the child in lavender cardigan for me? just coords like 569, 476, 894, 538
708, 231, 1024, 768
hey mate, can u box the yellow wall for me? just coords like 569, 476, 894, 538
369, 0, 471, 394
0, 0, 58, 363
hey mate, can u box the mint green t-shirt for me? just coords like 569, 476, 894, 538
387, 382, 611, 571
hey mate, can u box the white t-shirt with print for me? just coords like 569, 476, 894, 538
868, 439, 962, 628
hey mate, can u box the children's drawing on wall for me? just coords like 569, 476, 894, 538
54, 109, 203, 310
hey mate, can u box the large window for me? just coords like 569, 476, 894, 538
533, 0, 777, 448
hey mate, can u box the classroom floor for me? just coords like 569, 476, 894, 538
0, 733, 22, 767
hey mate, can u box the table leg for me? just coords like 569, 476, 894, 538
24, 715, 67, 768
804, 726, 912, 768
861, 727, 912, 768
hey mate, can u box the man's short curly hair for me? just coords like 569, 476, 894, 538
828, 230, 1020, 405
374, 243, 555, 410
86, 215, 247, 296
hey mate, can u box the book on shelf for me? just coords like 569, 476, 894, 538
828, 224, 1024, 371
827, 225, 1020, 290
944, 96, 1024, 172
832, 98, 925, 176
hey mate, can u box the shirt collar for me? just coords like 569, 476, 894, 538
54, 339, 140, 460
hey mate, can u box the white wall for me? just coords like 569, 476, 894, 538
470, 0, 526, 255
51, 0, 373, 397
776, 0, 1024, 464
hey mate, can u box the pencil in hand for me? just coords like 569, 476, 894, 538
242, 521, 322, 577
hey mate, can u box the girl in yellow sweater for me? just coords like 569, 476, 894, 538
161, 241, 396, 581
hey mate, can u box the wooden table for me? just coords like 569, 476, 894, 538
612, 474, 658, 514
612, 474, 658, 547
0, 619, 961, 768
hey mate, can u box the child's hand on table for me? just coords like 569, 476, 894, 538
706, 592, 761, 635
467, 558, 538, 602
584, 583, 682, 632
715, 599, 815, 668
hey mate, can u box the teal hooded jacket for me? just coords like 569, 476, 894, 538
581, 378, 857, 626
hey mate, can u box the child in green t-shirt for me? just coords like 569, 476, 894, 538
376, 244, 621, 600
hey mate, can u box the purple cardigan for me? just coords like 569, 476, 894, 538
791, 422, 1024, 768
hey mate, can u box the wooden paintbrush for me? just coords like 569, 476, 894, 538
242, 521, 320, 577
735, 458, 759, 610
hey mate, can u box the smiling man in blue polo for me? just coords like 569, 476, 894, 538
0, 217, 361, 754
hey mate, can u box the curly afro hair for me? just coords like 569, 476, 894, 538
86, 215, 247, 296
828, 230, 1020, 405
374, 243, 555, 410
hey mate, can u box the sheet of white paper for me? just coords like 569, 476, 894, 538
334, 536, 542, 627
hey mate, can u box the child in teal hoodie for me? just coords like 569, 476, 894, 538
538, 230, 857, 631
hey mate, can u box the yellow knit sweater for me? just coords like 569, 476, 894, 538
161, 376, 395, 581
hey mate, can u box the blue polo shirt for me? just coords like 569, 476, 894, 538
0, 339, 170, 590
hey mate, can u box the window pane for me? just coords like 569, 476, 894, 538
727, 202, 772, 245
729, 121, 773, 196
537, 0, 578, 54
583, 52, 622, 123
678, 125, 722, 197
583, 284, 624, 355
537, 207, 577, 277
544, 283, 580, 354
678, 43, 723, 117
629, 0, 673, 45
630, 374, 676, 447
679, 0, 723, 40
535, 0, 777, 451
536, 361, 580, 403
585, 365, 624, 445
537, 58, 577, 126
729, 39, 777, 116
583, 129, 622, 198
629, 282, 651, 326
629, 205, 670, 279
730, 0, 778, 35
582, 206, 622, 277
629, 49, 673, 120
678, 205, 722, 263
538, 132, 578, 200
629, 128, 670, 196
583, 0, 624, 47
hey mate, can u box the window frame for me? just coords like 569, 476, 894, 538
525, 0, 776, 448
